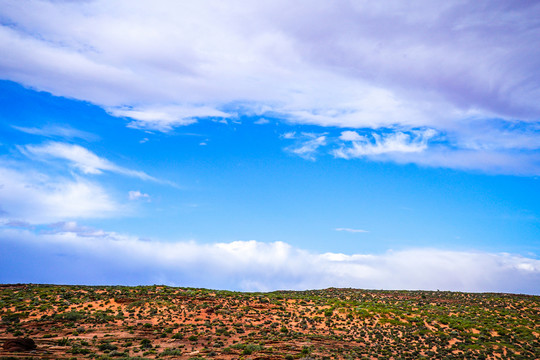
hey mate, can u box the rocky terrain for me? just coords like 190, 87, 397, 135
0, 284, 538, 359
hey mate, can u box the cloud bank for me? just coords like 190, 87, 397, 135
1, 0, 540, 174
1, 225, 538, 294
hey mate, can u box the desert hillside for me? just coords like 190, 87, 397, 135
1, 284, 538, 359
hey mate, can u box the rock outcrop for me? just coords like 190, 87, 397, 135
2, 338, 37, 351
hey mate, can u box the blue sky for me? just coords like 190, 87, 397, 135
1, 0, 539, 294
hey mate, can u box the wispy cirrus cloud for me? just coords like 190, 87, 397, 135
281, 132, 296, 140
109, 105, 231, 132
333, 129, 437, 159
12, 125, 97, 141
278, 128, 540, 175
336, 228, 369, 233
128, 190, 150, 201
254, 118, 270, 125
0, 226, 538, 294
394, 148, 540, 176
20, 142, 159, 181
285, 133, 327, 161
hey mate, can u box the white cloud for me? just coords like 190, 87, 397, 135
21, 142, 158, 181
0, 165, 120, 224
46, 221, 109, 238
329, 129, 540, 175
1, 1, 538, 127
394, 148, 540, 176
448, 120, 540, 151
287, 135, 327, 161
254, 118, 270, 125
336, 228, 369, 233
339, 131, 364, 141
109, 105, 230, 132
0, 1, 539, 173
128, 190, 150, 201
281, 131, 296, 139
1, 227, 538, 294
333, 129, 437, 159
12, 125, 97, 141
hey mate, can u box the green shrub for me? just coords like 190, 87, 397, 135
57, 337, 71, 346
62, 311, 85, 322
140, 339, 152, 349
161, 348, 183, 356
1, 314, 20, 324
242, 343, 262, 355
71, 346, 91, 354
98, 342, 118, 351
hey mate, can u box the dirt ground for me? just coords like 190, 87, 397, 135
1, 284, 538, 359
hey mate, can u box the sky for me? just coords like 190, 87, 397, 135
0, 0, 540, 294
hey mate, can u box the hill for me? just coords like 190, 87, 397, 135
1, 284, 538, 359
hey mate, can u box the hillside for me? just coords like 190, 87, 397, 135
1, 284, 538, 359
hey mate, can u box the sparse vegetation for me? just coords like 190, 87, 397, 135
0, 284, 538, 359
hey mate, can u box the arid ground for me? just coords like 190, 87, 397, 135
0, 284, 538, 359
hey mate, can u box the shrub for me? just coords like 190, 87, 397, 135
140, 339, 152, 349
242, 343, 262, 355
71, 346, 91, 354
62, 311, 85, 322
1, 314, 20, 324
57, 338, 71, 346
161, 348, 183, 356
98, 342, 118, 351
